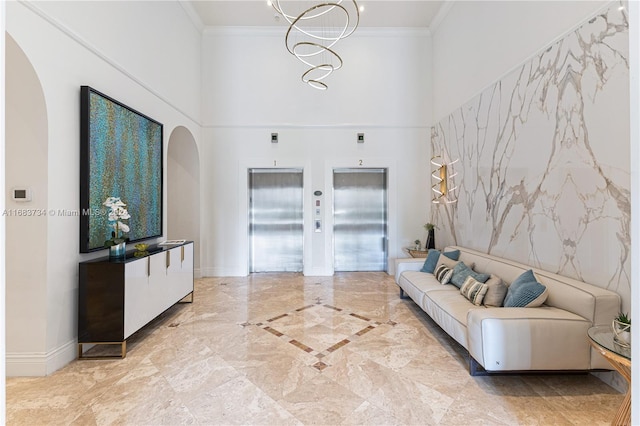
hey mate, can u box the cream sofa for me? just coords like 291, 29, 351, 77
395, 245, 621, 374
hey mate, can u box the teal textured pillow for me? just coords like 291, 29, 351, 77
420, 249, 442, 273
444, 249, 460, 260
420, 249, 460, 273
450, 262, 490, 289
503, 269, 548, 307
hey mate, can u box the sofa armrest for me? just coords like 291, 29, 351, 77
394, 258, 425, 283
466, 307, 592, 371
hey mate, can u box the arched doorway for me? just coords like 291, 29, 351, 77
5, 33, 49, 374
167, 126, 200, 274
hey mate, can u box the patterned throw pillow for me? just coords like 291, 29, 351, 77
434, 264, 454, 285
460, 276, 489, 306
503, 269, 548, 307
450, 262, 490, 289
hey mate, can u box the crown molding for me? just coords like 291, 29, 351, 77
178, 0, 205, 33
428, 0, 455, 34
203, 26, 430, 38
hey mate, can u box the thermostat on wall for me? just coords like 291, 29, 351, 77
12, 187, 32, 202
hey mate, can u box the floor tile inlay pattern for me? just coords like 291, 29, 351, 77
247, 302, 391, 370
7, 273, 623, 425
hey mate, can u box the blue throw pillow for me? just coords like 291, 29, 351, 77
421, 249, 460, 273
449, 261, 490, 288
420, 249, 440, 273
503, 270, 548, 307
444, 249, 460, 260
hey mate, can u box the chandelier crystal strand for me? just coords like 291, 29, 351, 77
273, 0, 359, 89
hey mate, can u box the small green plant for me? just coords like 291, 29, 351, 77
615, 312, 631, 325
424, 223, 437, 231
414, 239, 420, 245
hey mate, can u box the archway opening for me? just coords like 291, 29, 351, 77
167, 126, 200, 274
5, 32, 49, 374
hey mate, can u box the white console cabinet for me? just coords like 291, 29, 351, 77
78, 241, 194, 358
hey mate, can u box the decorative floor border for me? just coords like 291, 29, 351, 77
240, 299, 398, 371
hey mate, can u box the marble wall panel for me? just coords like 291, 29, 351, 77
431, 3, 631, 312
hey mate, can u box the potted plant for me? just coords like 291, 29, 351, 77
414, 239, 421, 250
103, 196, 130, 259
612, 312, 631, 347
423, 223, 437, 249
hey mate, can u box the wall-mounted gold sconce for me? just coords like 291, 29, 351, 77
430, 155, 458, 204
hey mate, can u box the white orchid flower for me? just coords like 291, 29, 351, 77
116, 207, 130, 220
104, 196, 131, 243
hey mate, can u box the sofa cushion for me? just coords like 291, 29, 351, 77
422, 291, 485, 349
420, 249, 460, 273
503, 269, 548, 307
450, 262, 490, 289
483, 274, 508, 307
460, 276, 489, 306
434, 264, 454, 284
397, 271, 457, 306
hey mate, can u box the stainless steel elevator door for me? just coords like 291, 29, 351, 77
333, 168, 388, 272
249, 169, 304, 272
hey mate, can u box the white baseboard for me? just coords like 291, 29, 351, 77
200, 267, 247, 277
7, 339, 77, 377
303, 267, 333, 276
592, 370, 628, 394
201, 267, 339, 277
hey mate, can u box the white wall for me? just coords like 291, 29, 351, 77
432, 1, 630, 304
432, 0, 610, 121
431, 0, 630, 306
1, 0, 7, 418
629, 1, 640, 422
5, 0, 201, 375
201, 28, 431, 276
5, 34, 48, 371
30, 0, 202, 123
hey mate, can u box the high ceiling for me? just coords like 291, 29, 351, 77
188, 1, 445, 28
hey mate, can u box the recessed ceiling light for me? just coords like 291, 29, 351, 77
359, 4, 365, 13
267, 0, 273, 7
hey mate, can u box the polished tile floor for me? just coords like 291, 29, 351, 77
7, 273, 623, 425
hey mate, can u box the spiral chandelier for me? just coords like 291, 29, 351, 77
271, 0, 360, 90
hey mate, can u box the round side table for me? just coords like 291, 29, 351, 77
587, 325, 631, 426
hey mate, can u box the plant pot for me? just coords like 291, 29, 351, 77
612, 319, 631, 347
425, 229, 435, 250
109, 241, 126, 260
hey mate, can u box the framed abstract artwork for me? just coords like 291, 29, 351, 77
79, 86, 163, 252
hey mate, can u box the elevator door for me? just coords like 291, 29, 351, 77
333, 168, 387, 271
249, 169, 304, 272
